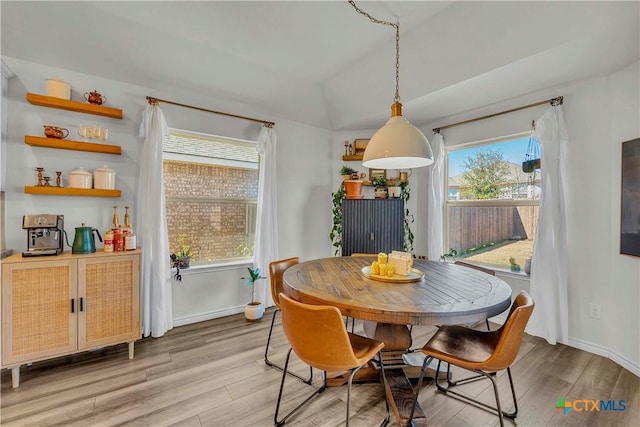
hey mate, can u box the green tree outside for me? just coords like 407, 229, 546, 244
460, 149, 509, 199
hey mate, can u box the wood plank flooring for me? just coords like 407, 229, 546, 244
1, 308, 638, 426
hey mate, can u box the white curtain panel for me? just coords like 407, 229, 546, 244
137, 104, 173, 337
254, 126, 278, 307
427, 133, 445, 261
527, 105, 569, 345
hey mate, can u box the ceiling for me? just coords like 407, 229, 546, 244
2, 1, 638, 131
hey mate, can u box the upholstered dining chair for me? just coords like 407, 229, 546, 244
265, 257, 312, 384
409, 291, 534, 427
274, 293, 390, 427
454, 260, 496, 331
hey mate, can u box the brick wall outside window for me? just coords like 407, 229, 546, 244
164, 161, 258, 262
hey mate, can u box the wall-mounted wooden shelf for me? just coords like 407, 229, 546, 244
24, 135, 122, 155
24, 186, 121, 197
342, 154, 363, 161
26, 93, 123, 119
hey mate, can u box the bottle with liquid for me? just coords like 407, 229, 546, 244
124, 206, 131, 228
112, 206, 119, 230
103, 229, 114, 252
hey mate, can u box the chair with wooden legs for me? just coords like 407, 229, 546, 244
454, 260, 496, 331
274, 293, 390, 427
265, 257, 312, 384
409, 291, 534, 427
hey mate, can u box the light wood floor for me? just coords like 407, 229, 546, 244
1, 309, 638, 427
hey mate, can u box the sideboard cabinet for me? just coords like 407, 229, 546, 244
341, 199, 404, 256
1, 250, 140, 387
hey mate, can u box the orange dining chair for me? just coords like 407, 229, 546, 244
409, 291, 534, 427
454, 260, 496, 331
274, 293, 390, 427
265, 257, 312, 384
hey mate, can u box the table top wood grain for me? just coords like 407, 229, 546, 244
282, 257, 512, 326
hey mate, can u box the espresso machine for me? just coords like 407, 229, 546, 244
22, 214, 65, 257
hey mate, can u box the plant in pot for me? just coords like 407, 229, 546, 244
242, 267, 267, 321
509, 256, 521, 272
340, 165, 357, 181
372, 175, 388, 199
342, 168, 363, 200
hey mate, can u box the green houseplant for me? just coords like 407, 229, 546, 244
241, 267, 266, 320
340, 165, 357, 181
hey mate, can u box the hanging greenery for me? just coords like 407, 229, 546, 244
329, 183, 346, 256
400, 181, 414, 254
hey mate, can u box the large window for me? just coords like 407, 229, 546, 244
446, 133, 540, 269
163, 129, 259, 264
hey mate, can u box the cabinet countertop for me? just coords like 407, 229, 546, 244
1, 248, 141, 264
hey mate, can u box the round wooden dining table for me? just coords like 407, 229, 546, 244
282, 256, 513, 427
282, 256, 512, 328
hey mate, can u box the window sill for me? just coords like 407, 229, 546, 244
172, 258, 253, 276
494, 268, 531, 280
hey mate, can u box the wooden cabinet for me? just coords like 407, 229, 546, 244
1, 250, 140, 387
341, 199, 404, 256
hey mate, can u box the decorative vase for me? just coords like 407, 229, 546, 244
344, 180, 363, 199
524, 258, 532, 274
374, 186, 388, 199
177, 256, 191, 269
244, 302, 264, 321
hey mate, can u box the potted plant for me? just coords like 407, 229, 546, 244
340, 165, 357, 181
242, 267, 266, 321
372, 175, 388, 199
509, 256, 521, 272
171, 236, 192, 269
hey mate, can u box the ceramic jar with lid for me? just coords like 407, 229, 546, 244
45, 78, 71, 100
94, 165, 115, 190
68, 167, 92, 189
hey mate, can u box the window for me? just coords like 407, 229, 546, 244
446, 133, 541, 269
163, 129, 259, 264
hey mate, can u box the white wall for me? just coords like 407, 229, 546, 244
2, 56, 333, 325
411, 61, 640, 374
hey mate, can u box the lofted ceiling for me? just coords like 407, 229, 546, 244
2, 1, 638, 131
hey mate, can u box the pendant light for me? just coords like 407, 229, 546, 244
350, 1, 434, 169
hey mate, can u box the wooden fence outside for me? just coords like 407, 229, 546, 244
448, 205, 539, 252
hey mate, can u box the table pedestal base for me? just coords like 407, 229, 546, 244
327, 322, 447, 426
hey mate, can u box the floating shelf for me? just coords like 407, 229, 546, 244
26, 93, 123, 119
342, 154, 363, 161
24, 135, 122, 155
24, 186, 121, 198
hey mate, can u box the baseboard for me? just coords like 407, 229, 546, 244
173, 305, 246, 327
568, 337, 640, 377
173, 307, 639, 377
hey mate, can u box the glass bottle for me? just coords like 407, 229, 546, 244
112, 206, 119, 230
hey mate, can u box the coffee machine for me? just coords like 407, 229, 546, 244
22, 214, 65, 257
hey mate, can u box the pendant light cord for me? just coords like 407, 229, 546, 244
349, 1, 401, 103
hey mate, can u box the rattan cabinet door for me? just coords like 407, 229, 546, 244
76, 254, 140, 350
1, 260, 77, 365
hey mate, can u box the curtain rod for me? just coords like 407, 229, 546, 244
432, 96, 563, 134
146, 96, 275, 128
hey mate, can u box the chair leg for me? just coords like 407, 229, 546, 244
443, 319, 491, 386
408, 354, 433, 425
265, 309, 313, 385
274, 348, 327, 426
377, 351, 391, 427
433, 362, 519, 426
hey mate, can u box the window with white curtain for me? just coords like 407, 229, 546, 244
445, 132, 541, 269
162, 128, 259, 264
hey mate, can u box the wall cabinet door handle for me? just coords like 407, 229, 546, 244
370, 232, 374, 240
71, 298, 75, 313
80, 297, 84, 312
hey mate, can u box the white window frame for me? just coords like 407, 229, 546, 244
444, 130, 539, 270
163, 128, 259, 270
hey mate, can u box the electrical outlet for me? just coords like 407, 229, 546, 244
589, 303, 602, 319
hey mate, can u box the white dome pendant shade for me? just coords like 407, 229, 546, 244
362, 102, 434, 169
